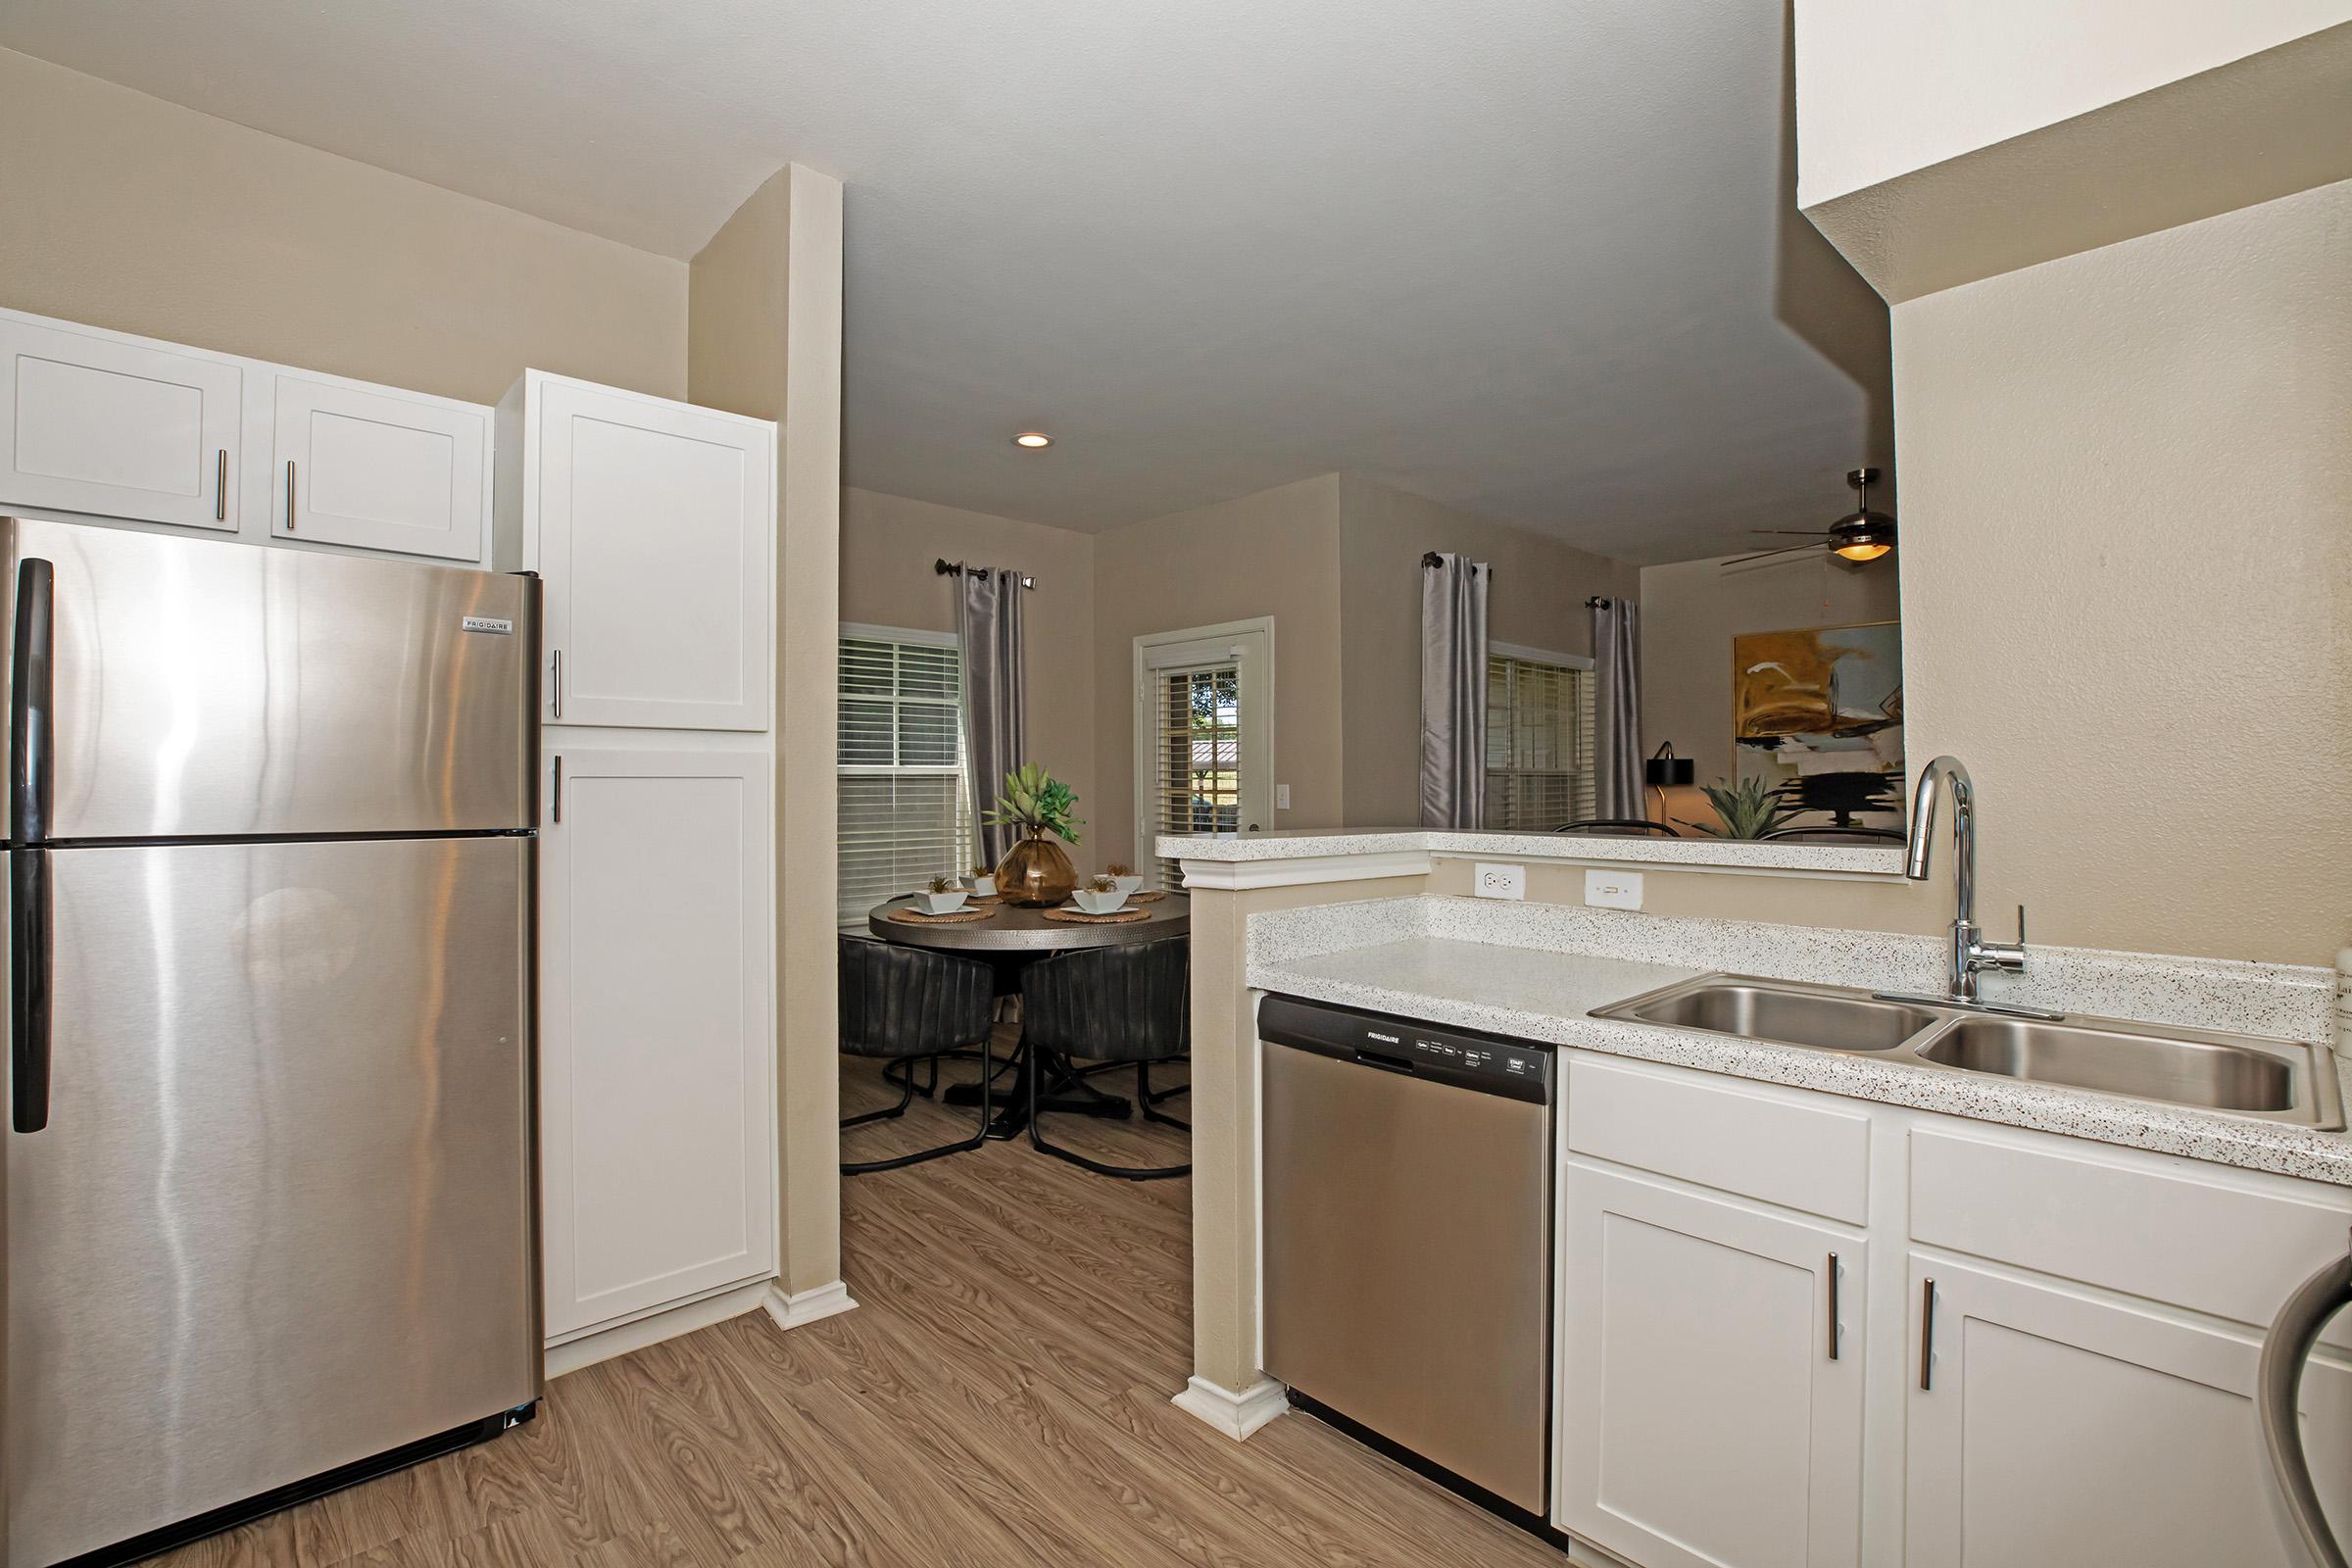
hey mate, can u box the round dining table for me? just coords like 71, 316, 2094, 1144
864, 892, 1190, 1137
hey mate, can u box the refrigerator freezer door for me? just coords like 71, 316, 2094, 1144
5, 837, 536, 1567
0, 516, 535, 839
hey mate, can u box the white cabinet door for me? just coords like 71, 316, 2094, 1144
1560, 1161, 1865, 1568
270, 372, 488, 561
539, 743, 775, 1339
536, 379, 772, 730
0, 317, 241, 530
1906, 1255, 2352, 1567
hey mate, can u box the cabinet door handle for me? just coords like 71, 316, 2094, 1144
284, 460, 297, 532
1919, 1277, 1936, 1391
551, 649, 564, 719
552, 755, 563, 824
215, 450, 228, 521
1827, 1251, 1840, 1361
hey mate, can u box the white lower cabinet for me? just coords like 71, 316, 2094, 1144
1553, 1051, 2352, 1568
1905, 1255, 2352, 1568
1559, 1159, 1865, 1568
539, 741, 775, 1340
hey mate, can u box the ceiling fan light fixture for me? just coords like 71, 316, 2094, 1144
1835, 538, 1892, 563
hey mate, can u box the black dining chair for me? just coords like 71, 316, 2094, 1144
838, 934, 998, 1175
1551, 817, 1681, 836
1019, 937, 1191, 1181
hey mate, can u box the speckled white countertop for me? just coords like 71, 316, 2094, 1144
1157, 826, 1903, 875
1245, 898, 2352, 1186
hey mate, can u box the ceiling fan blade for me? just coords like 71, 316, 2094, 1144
1750, 529, 1834, 537
1723, 543, 1820, 565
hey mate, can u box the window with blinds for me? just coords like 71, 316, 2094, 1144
1151, 663, 1242, 890
1486, 652, 1597, 830
838, 630, 972, 923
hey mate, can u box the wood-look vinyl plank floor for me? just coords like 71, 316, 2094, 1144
145, 1041, 1560, 1567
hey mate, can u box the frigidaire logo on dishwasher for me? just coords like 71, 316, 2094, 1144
461, 615, 514, 635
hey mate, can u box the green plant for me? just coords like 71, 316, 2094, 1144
926, 874, 956, 895
984, 762, 1083, 846
1105, 860, 1134, 879
1678, 776, 1797, 840
1088, 873, 1117, 894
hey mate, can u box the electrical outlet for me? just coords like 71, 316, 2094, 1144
1276, 783, 1292, 810
1585, 869, 1643, 910
1474, 862, 1525, 901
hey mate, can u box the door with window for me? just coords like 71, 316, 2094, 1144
1135, 621, 1273, 890
1487, 643, 1597, 830
837, 627, 972, 922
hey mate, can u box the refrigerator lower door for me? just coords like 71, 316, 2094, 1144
0, 515, 536, 840
6, 836, 537, 1567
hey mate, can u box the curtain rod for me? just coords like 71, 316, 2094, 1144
1420, 552, 1486, 572
935, 559, 1037, 589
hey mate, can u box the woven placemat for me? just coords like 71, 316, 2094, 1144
966, 893, 1004, 905
887, 905, 998, 925
1127, 889, 1168, 904
1043, 906, 1151, 924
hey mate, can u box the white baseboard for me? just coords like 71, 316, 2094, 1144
545, 1278, 773, 1378
763, 1278, 858, 1331
1171, 1374, 1289, 1441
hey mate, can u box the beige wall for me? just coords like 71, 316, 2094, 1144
1093, 474, 1348, 869
840, 487, 1100, 832
1640, 550, 1901, 797
1794, 1, 2350, 207
0, 48, 686, 403
1530, 180, 2352, 967
1336, 474, 1635, 828
1889, 178, 2351, 967
688, 165, 849, 1300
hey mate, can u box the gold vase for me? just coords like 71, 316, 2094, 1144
995, 829, 1076, 907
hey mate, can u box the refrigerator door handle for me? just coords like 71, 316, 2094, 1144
12, 557, 56, 1132
11, 848, 50, 1133
13, 556, 54, 843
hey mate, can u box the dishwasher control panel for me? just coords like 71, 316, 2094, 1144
1258, 994, 1551, 1103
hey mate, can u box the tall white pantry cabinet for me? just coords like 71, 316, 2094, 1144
495, 369, 781, 1353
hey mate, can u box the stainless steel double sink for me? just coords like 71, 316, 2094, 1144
1592, 974, 2345, 1130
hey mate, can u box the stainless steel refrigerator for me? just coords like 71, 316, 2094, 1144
0, 517, 542, 1568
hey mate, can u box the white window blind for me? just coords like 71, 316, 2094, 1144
1485, 652, 1597, 830
1150, 662, 1241, 891
838, 630, 972, 923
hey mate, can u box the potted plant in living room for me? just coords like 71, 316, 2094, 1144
986, 763, 1084, 906
1677, 776, 1798, 840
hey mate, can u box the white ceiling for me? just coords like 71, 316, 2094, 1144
0, 1, 1884, 562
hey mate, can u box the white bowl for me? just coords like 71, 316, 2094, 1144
969, 875, 998, 898
1071, 889, 1129, 915
914, 890, 969, 915
1110, 875, 1145, 897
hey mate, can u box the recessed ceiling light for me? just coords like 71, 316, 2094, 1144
1011, 431, 1053, 449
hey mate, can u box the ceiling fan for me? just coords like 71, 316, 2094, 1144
1728, 467, 1894, 565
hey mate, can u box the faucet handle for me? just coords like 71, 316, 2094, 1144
2015, 904, 2026, 948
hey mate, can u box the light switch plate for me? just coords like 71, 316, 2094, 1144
1585, 868, 1644, 910
1276, 783, 1292, 810
1474, 862, 1525, 901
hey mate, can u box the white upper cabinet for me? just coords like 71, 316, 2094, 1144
0, 315, 242, 531
269, 371, 488, 562
1559, 1159, 1866, 1568
501, 371, 774, 732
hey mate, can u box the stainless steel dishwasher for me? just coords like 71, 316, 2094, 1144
1259, 994, 1554, 1521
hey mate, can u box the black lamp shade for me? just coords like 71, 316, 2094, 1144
1645, 755, 1694, 787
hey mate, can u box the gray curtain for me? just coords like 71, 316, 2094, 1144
956, 568, 1028, 864
1592, 597, 1642, 819
1418, 554, 1490, 829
